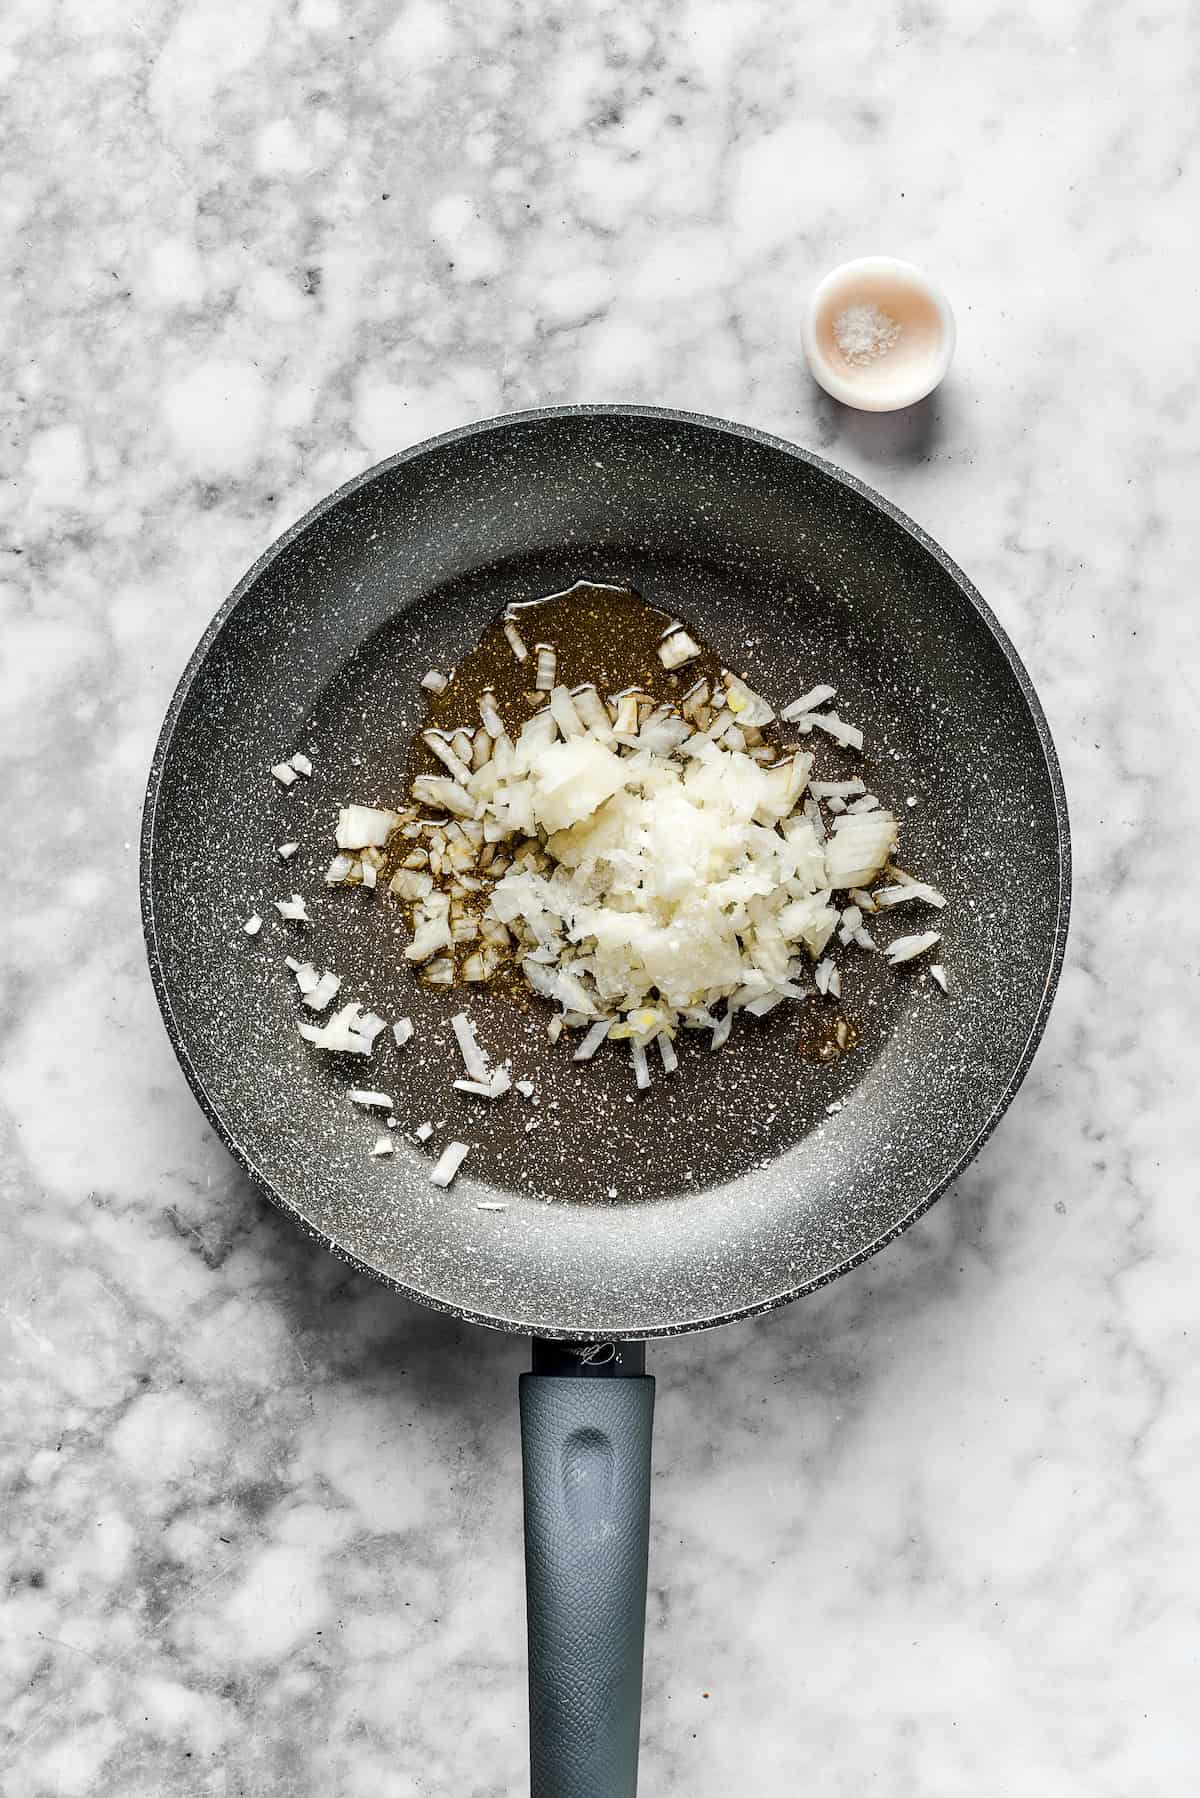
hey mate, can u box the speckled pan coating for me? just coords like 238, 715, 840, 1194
140, 406, 1070, 1340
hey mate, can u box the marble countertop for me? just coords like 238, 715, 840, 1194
3, 3, 1196, 1793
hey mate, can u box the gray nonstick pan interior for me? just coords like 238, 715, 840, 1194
141, 405, 1069, 1340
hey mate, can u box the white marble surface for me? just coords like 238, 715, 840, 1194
2, 2, 1197, 1793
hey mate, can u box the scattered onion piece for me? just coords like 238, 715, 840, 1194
350, 1089, 393, 1109
271, 762, 298, 787
305, 970, 341, 1012
885, 930, 942, 966
275, 894, 310, 923
393, 1017, 414, 1048
875, 879, 947, 910
415, 1121, 434, 1142
573, 1021, 611, 1062
243, 914, 263, 936
421, 668, 450, 694
451, 1012, 489, 1081
791, 711, 864, 751
298, 1002, 377, 1055
430, 1140, 470, 1187
286, 958, 319, 995
370, 1135, 394, 1157
503, 618, 528, 662
781, 684, 837, 722
930, 963, 949, 992
278, 842, 299, 861
289, 752, 312, 777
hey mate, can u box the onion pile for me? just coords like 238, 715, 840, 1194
323, 654, 946, 1072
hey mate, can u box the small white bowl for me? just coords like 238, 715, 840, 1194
802, 257, 955, 413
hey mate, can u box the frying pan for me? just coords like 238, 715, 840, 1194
141, 405, 1069, 1797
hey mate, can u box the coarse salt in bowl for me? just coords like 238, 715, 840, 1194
802, 256, 956, 413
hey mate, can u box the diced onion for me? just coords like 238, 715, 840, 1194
885, 930, 942, 965
572, 686, 614, 740
370, 1135, 394, 1157
289, 752, 312, 777
412, 775, 476, 819
573, 1021, 611, 1061
415, 1122, 434, 1141
350, 1089, 393, 1109
930, 963, 949, 992
421, 668, 449, 694
271, 762, 298, 787
424, 732, 473, 783
658, 627, 701, 670
479, 690, 506, 738
790, 711, 864, 751
243, 914, 263, 936
298, 1002, 377, 1055
430, 1141, 470, 1186
503, 619, 528, 662
274, 894, 310, 923
278, 843, 299, 860
875, 879, 947, 910
722, 673, 775, 726
780, 684, 837, 722
549, 685, 585, 739
286, 958, 319, 994
336, 806, 401, 850
393, 1017, 414, 1047
451, 1011, 489, 1081
405, 915, 452, 962
534, 644, 557, 691
304, 970, 341, 1012
744, 993, 783, 1017
809, 778, 864, 799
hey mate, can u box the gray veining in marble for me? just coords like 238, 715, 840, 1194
2, 2, 1197, 1793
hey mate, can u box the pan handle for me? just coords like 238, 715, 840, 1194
519, 1340, 655, 1798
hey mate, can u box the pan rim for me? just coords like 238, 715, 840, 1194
140, 403, 1072, 1341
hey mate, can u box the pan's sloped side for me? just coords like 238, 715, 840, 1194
142, 406, 1069, 1339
